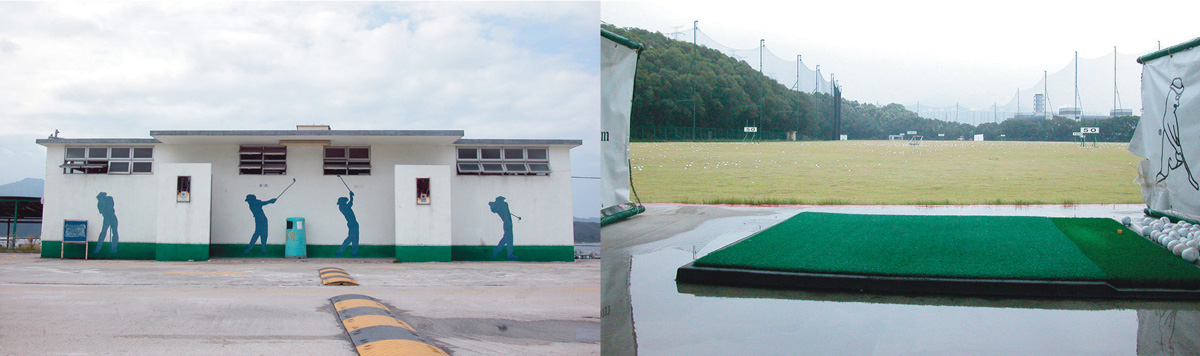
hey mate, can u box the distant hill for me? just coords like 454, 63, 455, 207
0, 178, 43, 197
574, 217, 600, 243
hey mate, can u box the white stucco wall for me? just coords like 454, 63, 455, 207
153, 163, 211, 246
159, 143, 454, 248
40, 145, 160, 245
450, 146, 575, 247
39, 136, 577, 260
395, 165, 453, 246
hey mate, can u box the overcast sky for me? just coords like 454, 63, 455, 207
602, 0, 1200, 111
0, 2, 600, 218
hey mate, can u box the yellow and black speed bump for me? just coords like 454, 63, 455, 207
320, 267, 359, 286
330, 294, 448, 356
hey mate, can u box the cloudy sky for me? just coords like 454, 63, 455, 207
603, 0, 1200, 112
0, 2, 600, 218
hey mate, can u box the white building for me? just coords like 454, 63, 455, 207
36, 126, 581, 262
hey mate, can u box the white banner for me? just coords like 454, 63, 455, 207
1130, 45, 1200, 214
601, 34, 639, 213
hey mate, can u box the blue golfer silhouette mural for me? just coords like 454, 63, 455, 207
94, 192, 119, 254
243, 178, 295, 255
244, 194, 277, 254
489, 196, 521, 260
335, 191, 359, 257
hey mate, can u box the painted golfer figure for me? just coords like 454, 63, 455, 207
489, 196, 520, 260
94, 192, 118, 254
335, 191, 359, 257
1157, 78, 1199, 190
244, 194, 277, 254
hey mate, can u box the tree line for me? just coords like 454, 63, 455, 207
605, 24, 1140, 143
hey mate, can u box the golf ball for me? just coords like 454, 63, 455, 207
1185, 248, 1199, 263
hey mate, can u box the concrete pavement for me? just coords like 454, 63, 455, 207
0, 255, 599, 355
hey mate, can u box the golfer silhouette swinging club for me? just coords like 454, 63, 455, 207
243, 178, 295, 254
335, 176, 359, 257
489, 196, 521, 260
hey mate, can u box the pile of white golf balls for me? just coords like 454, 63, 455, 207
1139, 216, 1200, 263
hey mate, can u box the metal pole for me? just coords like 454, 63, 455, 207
9, 200, 16, 248
795, 55, 801, 90
796, 54, 802, 133
692, 21, 697, 140
1114, 46, 1118, 114
832, 74, 838, 140
759, 39, 764, 73
814, 65, 820, 94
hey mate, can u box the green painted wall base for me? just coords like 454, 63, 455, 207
451, 245, 575, 262
43, 242, 573, 262
156, 244, 209, 261
395, 246, 452, 262
42, 241, 157, 260
209, 244, 394, 258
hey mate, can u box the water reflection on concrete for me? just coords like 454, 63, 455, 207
1138, 310, 1200, 355
625, 204, 1200, 356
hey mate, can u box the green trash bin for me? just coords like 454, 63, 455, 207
285, 217, 306, 259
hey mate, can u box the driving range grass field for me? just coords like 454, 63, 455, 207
630, 140, 1143, 205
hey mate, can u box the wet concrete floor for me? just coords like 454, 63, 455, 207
603, 204, 1200, 355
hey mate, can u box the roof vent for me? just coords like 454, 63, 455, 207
297, 125, 331, 131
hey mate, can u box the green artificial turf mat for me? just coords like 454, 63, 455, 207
693, 212, 1110, 281
1051, 218, 1200, 289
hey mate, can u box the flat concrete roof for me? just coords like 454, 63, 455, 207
150, 130, 466, 146
36, 138, 161, 146
454, 139, 583, 147
35, 131, 583, 147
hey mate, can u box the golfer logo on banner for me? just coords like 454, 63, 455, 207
1131, 40, 1200, 215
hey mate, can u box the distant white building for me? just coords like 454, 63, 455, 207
36, 126, 581, 262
